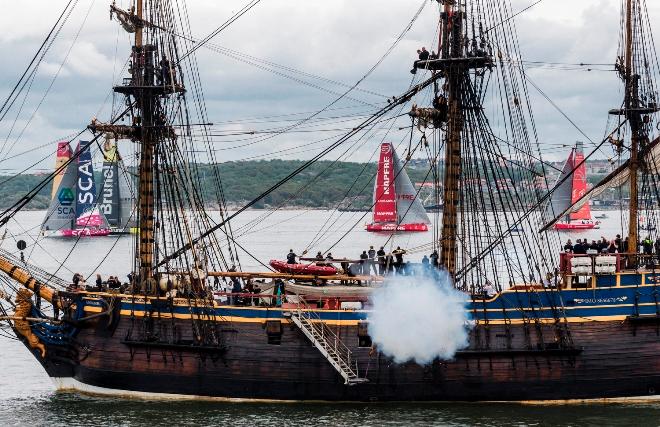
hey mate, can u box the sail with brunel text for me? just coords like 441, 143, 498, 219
98, 135, 136, 233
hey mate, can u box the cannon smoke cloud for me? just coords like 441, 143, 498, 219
367, 270, 471, 364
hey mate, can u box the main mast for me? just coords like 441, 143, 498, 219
624, 0, 640, 257
438, 1, 464, 276
409, 1, 493, 279
611, 0, 657, 258
133, 0, 157, 289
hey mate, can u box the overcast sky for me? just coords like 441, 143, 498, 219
0, 0, 658, 173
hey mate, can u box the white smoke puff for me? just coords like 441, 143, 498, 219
367, 270, 471, 365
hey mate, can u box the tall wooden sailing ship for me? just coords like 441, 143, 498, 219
0, 0, 660, 402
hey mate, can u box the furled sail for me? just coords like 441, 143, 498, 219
41, 143, 77, 234
542, 136, 660, 231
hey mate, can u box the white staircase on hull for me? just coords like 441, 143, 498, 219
288, 304, 368, 386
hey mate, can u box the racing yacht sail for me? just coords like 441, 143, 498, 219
42, 142, 111, 237
41, 142, 77, 236
551, 142, 598, 230
366, 142, 430, 232
98, 136, 137, 234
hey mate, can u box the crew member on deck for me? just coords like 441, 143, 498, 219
563, 239, 573, 253
608, 240, 618, 254
643, 237, 654, 256
376, 247, 386, 275
393, 246, 406, 274
286, 249, 297, 264
430, 250, 439, 268
360, 250, 369, 275
385, 253, 395, 274
71, 273, 83, 290
368, 246, 377, 275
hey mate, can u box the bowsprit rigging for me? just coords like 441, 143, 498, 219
0, 0, 659, 404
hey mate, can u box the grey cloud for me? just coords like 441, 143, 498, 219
0, 0, 658, 170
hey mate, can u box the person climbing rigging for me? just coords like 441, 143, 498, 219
159, 56, 172, 86
410, 47, 430, 74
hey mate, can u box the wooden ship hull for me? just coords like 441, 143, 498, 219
14, 276, 660, 402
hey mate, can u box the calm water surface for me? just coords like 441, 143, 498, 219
0, 209, 657, 426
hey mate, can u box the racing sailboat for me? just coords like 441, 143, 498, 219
366, 142, 430, 232
41, 142, 111, 237
551, 142, 599, 230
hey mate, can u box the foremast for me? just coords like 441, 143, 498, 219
91, 0, 184, 292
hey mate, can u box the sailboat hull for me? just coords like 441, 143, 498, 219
554, 222, 599, 231
18, 285, 660, 403
366, 223, 428, 232
59, 228, 111, 237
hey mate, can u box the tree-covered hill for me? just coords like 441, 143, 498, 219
0, 159, 609, 211
0, 160, 429, 210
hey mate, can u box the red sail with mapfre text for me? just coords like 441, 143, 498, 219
373, 143, 397, 223
569, 144, 591, 221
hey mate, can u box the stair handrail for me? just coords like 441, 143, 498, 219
293, 295, 359, 378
